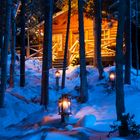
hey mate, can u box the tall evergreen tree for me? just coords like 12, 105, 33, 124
0, 0, 2, 49
9, 5, 16, 87
20, 0, 25, 87
94, 0, 104, 79
41, 0, 54, 107
0, 0, 5, 68
78, 0, 88, 102
124, 0, 132, 84
135, 0, 139, 75
115, 0, 126, 120
0, 0, 12, 107
61, 0, 71, 89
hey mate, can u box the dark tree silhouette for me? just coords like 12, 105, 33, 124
135, 0, 139, 75
124, 0, 132, 84
115, 0, 126, 121
78, 0, 88, 103
61, 0, 71, 89
0, 0, 3, 62
20, 0, 26, 87
9, 5, 16, 87
0, 0, 12, 107
41, 0, 54, 107
94, 0, 104, 79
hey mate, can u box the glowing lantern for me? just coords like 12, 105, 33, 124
55, 70, 60, 78
55, 70, 60, 91
58, 94, 72, 123
109, 71, 116, 89
109, 72, 116, 81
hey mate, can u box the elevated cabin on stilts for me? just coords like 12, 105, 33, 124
25, 11, 118, 68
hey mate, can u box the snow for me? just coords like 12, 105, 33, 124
78, 114, 96, 129
46, 132, 78, 140
25, 132, 78, 140
0, 56, 140, 139
65, 125, 73, 131
109, 138, 127, 140
0, 94, 41, 128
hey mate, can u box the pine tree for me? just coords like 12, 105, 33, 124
61, 0, 71, 89
78, 0, 88, 103
115, 0, 126, 121
41, 0, 54, 107
0, 0, 12, 107
20, 0, 25, 87
94, 0, 104, 79
124, 0, 132, 84
135, 0, 139, 75
9, 5, 16, 87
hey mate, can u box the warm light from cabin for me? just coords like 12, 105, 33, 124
40, 32, 44, 36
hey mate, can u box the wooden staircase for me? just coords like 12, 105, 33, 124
53, 57, 64, 68
52, 50, 67, 68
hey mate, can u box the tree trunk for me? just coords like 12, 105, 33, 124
135, 0, 139, 75
0, 0, 5, 68
78, 0, 88, 103
20, 0, 25, 87
94, 0, 104, 79
41, 0, 53, 107
115, 0, 126, 121
9, 9, 16, 87
0, 0, 2, 50
0, 0, 12, 107
124, 0, 132, 84
61, 0, 71, 89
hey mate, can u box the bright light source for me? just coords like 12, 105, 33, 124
62, 100, 71, 109
58, 94, 72, 123
109, 73, 115, 81
55, 70, 60, 78
40, 32, 44, 36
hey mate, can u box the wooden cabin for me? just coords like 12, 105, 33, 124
28, 11, 118, 68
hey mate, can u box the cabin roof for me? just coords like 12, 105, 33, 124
15, 0, 140, 32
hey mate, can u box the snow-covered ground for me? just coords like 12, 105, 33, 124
0, 56, 140, 140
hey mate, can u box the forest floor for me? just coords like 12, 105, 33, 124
0, 57, 140, 140
0, 109, 118, 140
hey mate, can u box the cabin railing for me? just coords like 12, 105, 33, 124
69, 40, 79, 63
52, 43, 58, 61
69, 38, 116, 64
16, 38, 117, 64
16, 43, 58, 61
69, 40, 79, 52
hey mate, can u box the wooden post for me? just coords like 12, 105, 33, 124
68, 30, 72, 65
93, 18, 96, 66
56, 77, 59, 91
85, 30, 88, 51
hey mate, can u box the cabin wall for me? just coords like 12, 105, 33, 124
52, 12, 117, 50
33, 11, 118, 65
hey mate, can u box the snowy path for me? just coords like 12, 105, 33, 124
0, 108, 120, 140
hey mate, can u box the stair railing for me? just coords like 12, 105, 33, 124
69, 38, 117, 64
52, 43, 58, 61
69, 40, 79, 63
